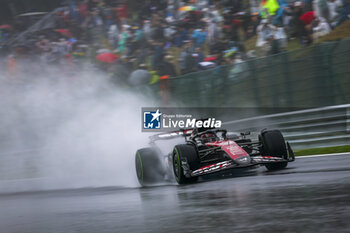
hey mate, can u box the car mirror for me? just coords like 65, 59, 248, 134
226, 132, 239, 140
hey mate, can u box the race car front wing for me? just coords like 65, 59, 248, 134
186, 142, 295, 177
190, 153, 295, 177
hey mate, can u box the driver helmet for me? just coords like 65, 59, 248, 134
201, 133, 216, 143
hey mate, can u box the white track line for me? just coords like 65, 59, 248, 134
297, 152, 350, 158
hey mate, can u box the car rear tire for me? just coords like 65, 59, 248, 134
135, 147, 164, 186
260, 130, 288, 171
173, 144, 200, 184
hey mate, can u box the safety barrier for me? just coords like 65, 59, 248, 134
223, 104, 350, 149
0, 104, 348, 180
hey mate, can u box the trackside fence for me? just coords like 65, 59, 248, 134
152, 38, 350, 108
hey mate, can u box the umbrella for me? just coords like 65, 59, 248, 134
67, 38, 77, 45
128, 69, 151, 86
199, 61, 216, 70
0, 24, 12, 29
17, 12, 47, 17
97, 48, 112, 54
204, 56, 217, 62
178, 6, 197, 11
96, 53, 118, 63
234, 12, 246, 16
55, 29, 73, 37
224, 48, 237, 57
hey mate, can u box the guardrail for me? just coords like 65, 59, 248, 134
0, 104, 349, 179
222, 104, 350, 149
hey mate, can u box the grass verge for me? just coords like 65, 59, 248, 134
317, 20, 350, 43
294, 145, 350, 156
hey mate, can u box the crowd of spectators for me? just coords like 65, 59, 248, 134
1, 0, 350, 85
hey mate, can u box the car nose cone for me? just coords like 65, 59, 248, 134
235, 155, 251, 165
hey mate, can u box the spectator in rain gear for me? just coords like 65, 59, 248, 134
336, 0, 350, 26
178, 45, 188, 74
191, 29, 207, 48
261, 0, 280, 18
36, 35, 51, 54
152, 40, 165, 70
116, 3, 128, 23
78, 0, 88, 20
290, 2, 308, 45
328, 0, 343, 23
302, 0, 313, 11
256, 19, 276, 47
274, 26, 288, 48
184, 40, 196, 73
158, 55, 177, 77
207, 19, 221, 45
273, 0, 288, 26
118, 25, 130, 53
174, 26, 188, 48
268, 35, 281, 55
108, 24, 119, 48
193, 47, 205, 70
312, 17, 331, 41
313, 0, 330, 21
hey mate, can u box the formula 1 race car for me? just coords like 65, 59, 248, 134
135, 127, 295, 186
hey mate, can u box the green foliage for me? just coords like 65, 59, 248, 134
294, 145, 350, 156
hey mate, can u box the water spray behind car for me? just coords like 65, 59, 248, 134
0, 63, 158, 190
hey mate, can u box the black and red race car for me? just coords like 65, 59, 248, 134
135, 127, 295, 186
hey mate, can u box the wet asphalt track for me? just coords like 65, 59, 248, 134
1, 154, 350, 233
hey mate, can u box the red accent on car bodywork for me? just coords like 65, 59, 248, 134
192, 161, 232, 175
205, 140, 248, 160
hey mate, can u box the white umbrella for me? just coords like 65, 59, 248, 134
97, 49, 112, 54
199, 61, 216, 69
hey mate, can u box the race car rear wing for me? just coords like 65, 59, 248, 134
149, 129, 193, 142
